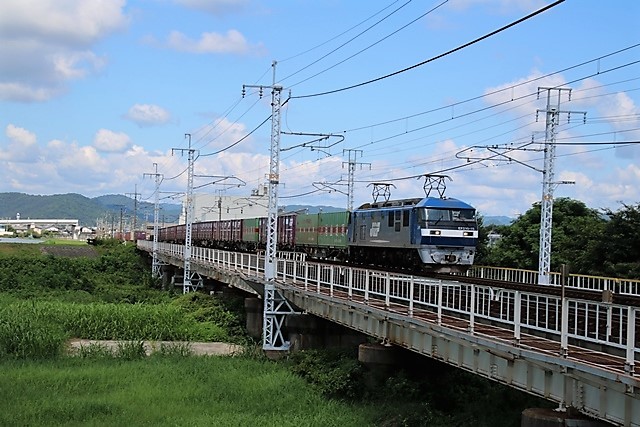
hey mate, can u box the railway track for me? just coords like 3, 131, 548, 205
434, 273, 640, 307
302, 256, 640, 306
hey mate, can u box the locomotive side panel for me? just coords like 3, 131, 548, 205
349, 207, 413, 248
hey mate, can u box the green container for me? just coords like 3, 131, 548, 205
242, 218, 260, 242
317, 211, 349, 248
295, 213, 318, 246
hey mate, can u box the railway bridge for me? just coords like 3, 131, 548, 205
137, 240, 639, 426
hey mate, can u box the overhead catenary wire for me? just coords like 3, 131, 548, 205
335, 43, 640, 136
286, 0, 448, 88
343, 58, 640, 156
291, 0, 566, 99
278, 0, 406, 63
173, 19, 636, 204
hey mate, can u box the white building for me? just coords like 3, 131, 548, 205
180, 186, 270, 224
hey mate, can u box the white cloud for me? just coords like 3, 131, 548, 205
166, 29, 264, 55
0, 0, 128, 102
0, 124, 39, 162
93, 129, 132, 153
0, 126, 176, 196
0, 0, 129, 44
483, 70, 566, 118
52, 50, 107, 80
124, 104, 172, 127
0, 83, 63, 103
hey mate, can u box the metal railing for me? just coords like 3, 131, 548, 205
139, 241, 639, 371
465, 265, 640, 296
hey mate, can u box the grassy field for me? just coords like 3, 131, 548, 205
0, 240, 393, 426
0, 356, 383, 427
0, 239, 549, 426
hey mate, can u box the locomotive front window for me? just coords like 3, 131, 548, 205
421, 208, 477, 227
452, 209, 476, 221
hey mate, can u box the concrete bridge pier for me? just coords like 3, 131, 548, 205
244, 297, 263, 340
285, 313, 368, 352
160, 265, 175, 291
358, 342, 404, 386
521, 407, 608, 427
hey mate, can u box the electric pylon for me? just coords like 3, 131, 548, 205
172, 133, 202, 293
143, 163, 164, 278
243, 61, 297, 351
342, 149, 370, 211
536, 87, 586, 284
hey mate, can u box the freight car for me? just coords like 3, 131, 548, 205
156, 196, 477, 273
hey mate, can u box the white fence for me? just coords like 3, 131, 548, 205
139, 241, 639, 371
466, 265, 640, 296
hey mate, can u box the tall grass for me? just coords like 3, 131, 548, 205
0, 357, 381, 426
0, 299, 239, 359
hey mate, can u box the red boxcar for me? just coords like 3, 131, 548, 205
193, 221, 213, 243
256, 213, 296, 249
219, 219, 242, 243
278, 213, 296, 248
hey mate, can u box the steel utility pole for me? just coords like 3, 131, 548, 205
536, 87, 585, 284
172, 133, 202, 293
243, 60, 296, 351
342, 149, 370, 211
119, 207, 124, 241
143, 163, 163, 278
125, 185, 141, 238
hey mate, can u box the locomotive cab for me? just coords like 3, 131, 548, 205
414, 198, 478, 272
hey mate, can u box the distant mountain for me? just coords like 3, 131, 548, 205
281, 204, 344, 214
0, 192, 515, 228
0, 192, 181, 227
483, 215, 513, 226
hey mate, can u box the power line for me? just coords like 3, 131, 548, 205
199, 113, 272, 157
286, 0, 447, 88
336, 44, 640, 136
345, 58, 639, 153
279, 0, 406, 63
291, 0, 566, 99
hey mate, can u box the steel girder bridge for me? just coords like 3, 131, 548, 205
138, 240, 640, 427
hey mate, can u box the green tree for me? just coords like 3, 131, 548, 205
483, 198, 605, 274
591, 203, 640, 279
473, 216, 490, 265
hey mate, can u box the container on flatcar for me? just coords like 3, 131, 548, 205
242, 218, 261, 244
295, 213, 319, 246
317, 211, 349, 248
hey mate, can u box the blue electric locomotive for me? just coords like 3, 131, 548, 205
347, 197, 478, 273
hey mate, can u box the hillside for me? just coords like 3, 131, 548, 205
0, 192, 181, 227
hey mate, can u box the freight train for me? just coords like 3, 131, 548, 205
157, 196, 478, 273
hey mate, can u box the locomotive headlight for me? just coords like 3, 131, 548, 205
463, 231, 473, 236
430, 230, 441, 235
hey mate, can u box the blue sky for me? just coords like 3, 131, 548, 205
1, 0, 639, 217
